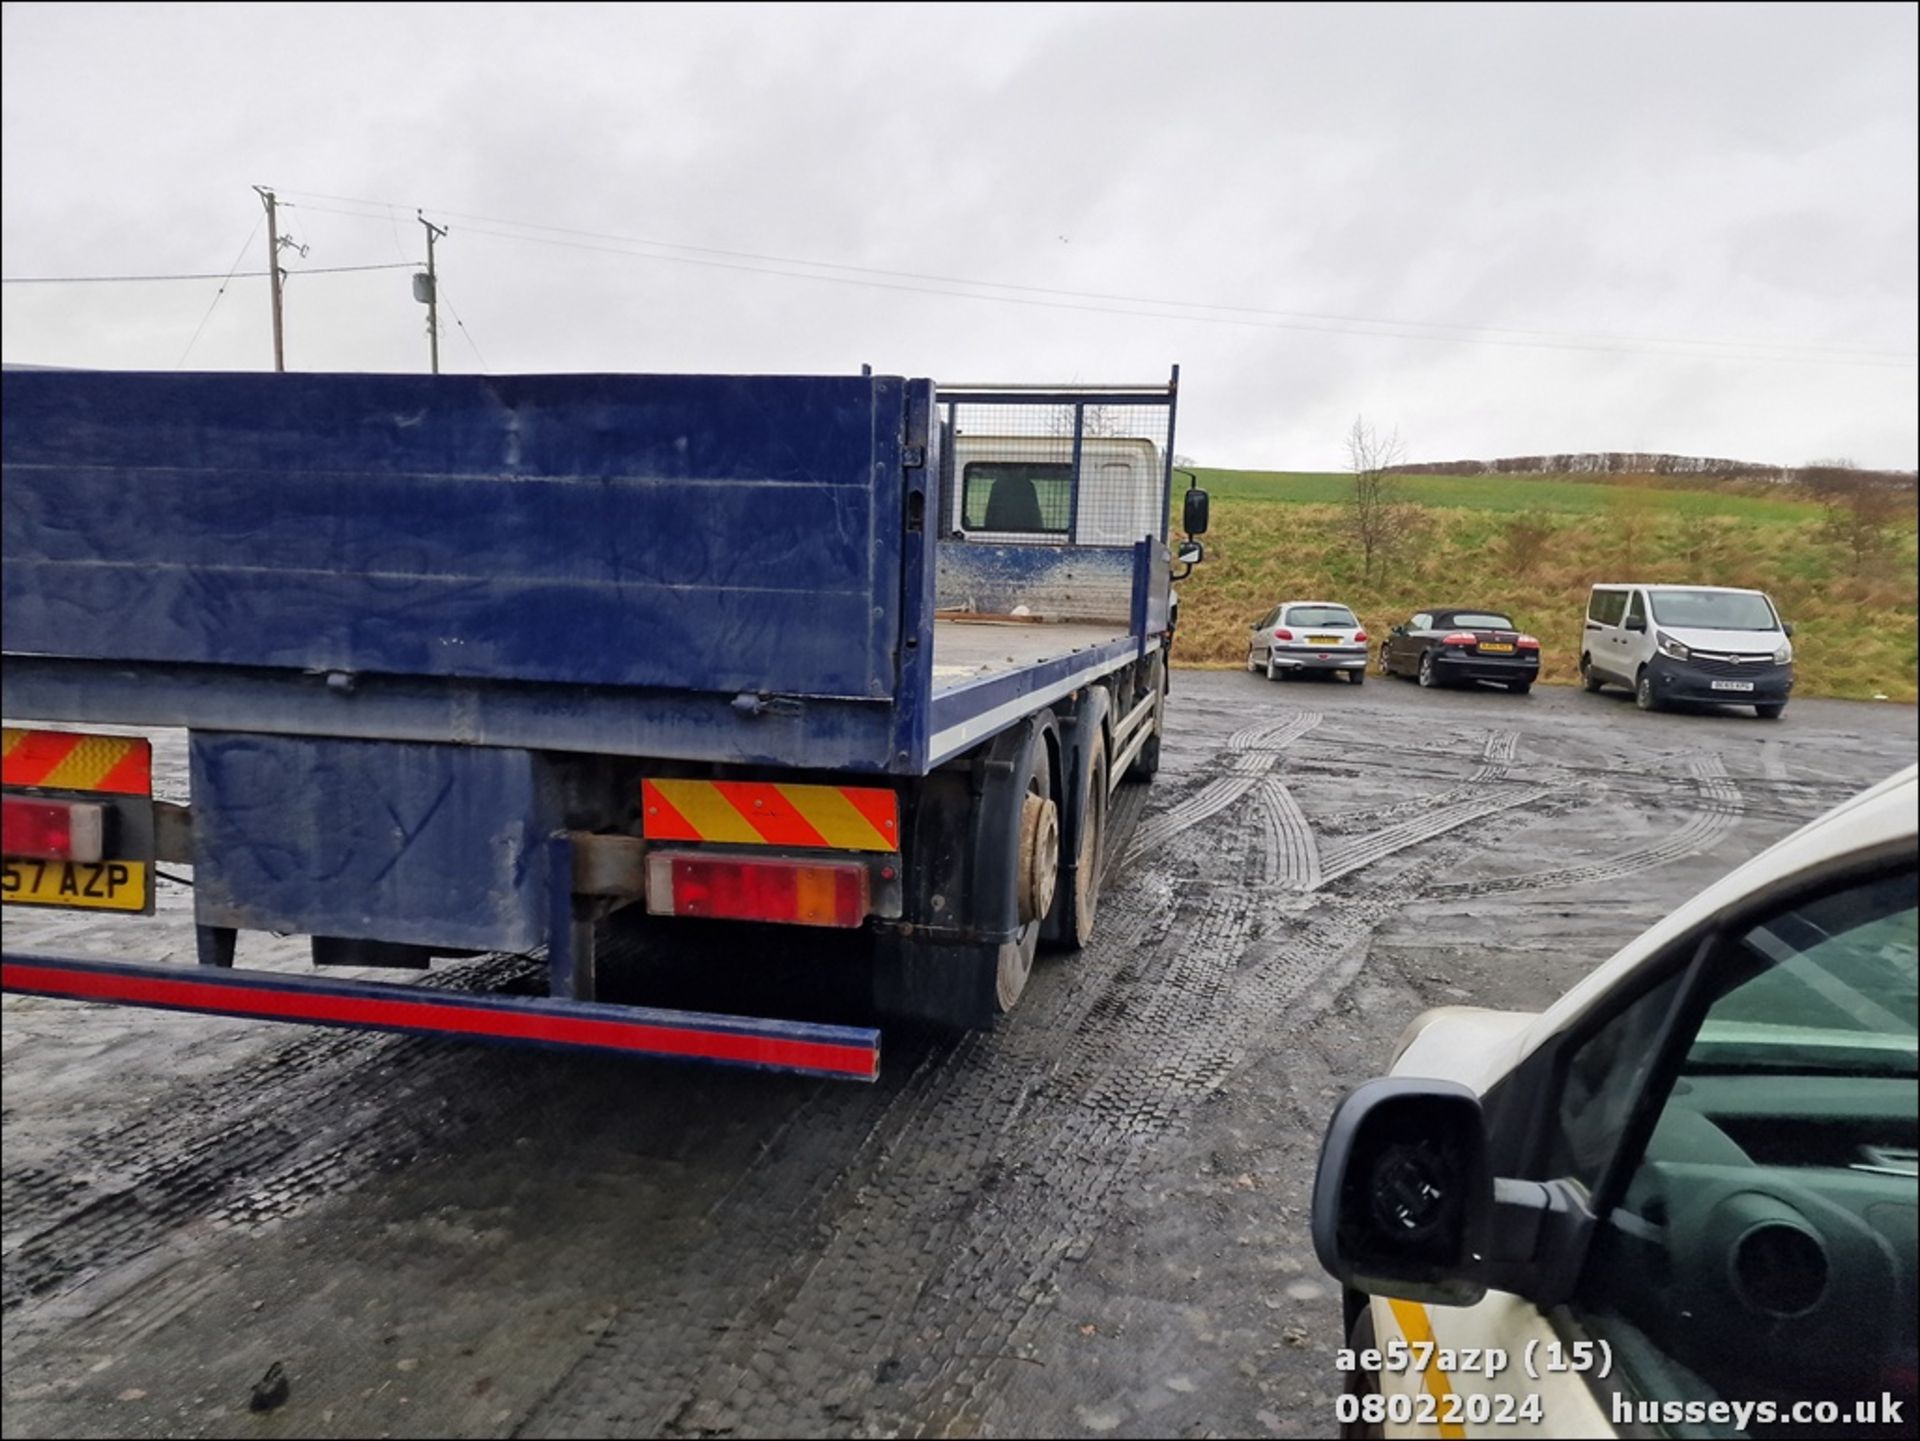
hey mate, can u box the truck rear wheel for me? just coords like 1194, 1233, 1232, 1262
997, 735, 1059, 1011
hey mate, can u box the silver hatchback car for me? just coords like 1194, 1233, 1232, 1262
1246, 600, 1369, 684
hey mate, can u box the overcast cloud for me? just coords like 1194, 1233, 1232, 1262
3, 1, 1915, 469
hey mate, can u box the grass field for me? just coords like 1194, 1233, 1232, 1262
1172, 470, 1919, 703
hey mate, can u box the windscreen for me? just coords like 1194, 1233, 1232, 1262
1285, 606, 1359, 628
1648, 589, 1779, 631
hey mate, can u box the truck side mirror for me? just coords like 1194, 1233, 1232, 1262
1624, 615, 1647, 633
1182, 488, 1210, 536
1311, 1078, 1594, 1310
1175, 540, 1203, 566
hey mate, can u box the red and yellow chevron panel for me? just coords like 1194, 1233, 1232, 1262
642, 780, 898, 852
2, 728, 152, 796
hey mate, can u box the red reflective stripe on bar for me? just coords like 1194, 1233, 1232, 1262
0, 961, 880, 1080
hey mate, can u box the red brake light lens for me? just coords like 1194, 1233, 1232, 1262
647, 852, 869, 928
2, 797, 105, 862
1274, 628, 1294, 640
1353, 629, 1368, 643
1517, 634, 1541, 649
1443, 632, 1477, 646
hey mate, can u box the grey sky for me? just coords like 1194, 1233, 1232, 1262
4, 1, 1915, 470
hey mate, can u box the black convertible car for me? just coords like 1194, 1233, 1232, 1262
1378, 607, 1542, 693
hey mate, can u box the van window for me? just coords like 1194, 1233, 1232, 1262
962, 462, 1071, 535
1648, 589, 1780, 631
1589, 589, 1627, 626
1624, 591, 1647, 627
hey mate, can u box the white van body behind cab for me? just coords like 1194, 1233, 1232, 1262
1580, 583, 1794, 719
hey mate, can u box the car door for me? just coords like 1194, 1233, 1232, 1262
1584, 588, 1624, 680
1382, 860, 1918, 1436
1620, 588, 1652, 678
1251, 606, 1278, 663
1388, 613, 1427, 674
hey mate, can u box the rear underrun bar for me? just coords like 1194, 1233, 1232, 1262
1, 952, 881, 1082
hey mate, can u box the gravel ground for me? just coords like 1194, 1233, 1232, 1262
3, 675, 1913, 1439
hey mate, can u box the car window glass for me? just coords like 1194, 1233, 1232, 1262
1543, 970, 1687, 1191
962, 462, 1071, 535
1411, 613, 1432, 631
1256, 607, 1276, 629
1648, 590, 1780, 632
1449, 613, 1514, 631
1568, 872, 1918, 1421
1625, 591, 1646, 626
1589, 590, 1612, 623
1286, 606, 1358, 628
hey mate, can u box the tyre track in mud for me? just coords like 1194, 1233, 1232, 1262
1428, 753, 1743, 898
1122, 711, 1321, 863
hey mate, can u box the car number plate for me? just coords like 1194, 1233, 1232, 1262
1308, 635, 1341, 645
1710, 680, 1755, 692
1, 857, 150, 912
1478, 642, 1515, 653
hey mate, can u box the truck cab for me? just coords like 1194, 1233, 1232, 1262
947, 433, 1164, 549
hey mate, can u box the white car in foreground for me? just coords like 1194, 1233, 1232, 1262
1313, 765, 1918, 1438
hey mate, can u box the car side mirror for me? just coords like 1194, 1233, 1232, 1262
1311, 1078, 1593, 1310
1175, 539, 1204, 566
1624, 615, 1647, 633
1391, 624, 1405, 635
1782, 622, 1795, 638
1182, 487, 1210, 536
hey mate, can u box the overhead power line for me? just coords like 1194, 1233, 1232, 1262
280, 188, 1918, 369
3, 262, 418, 284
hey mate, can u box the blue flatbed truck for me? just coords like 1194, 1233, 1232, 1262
0, 367, 1207, 1081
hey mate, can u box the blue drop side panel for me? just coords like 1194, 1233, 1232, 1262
2, 371, 905, 699
189, 732, 557, 952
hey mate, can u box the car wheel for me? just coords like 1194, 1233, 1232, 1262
1508, 681, 1532, 695
1417, 652, 1439, 688
1246, 644, 1259, 674
1265, 653, 1280, 682
1635, 668, 1662, 712
1755, 703, 1786, 720
1376, 647, 1391, 676
1349, 669, 1365, 686
1580, 655, 1605, 693
1340, 1303, 1385, 1441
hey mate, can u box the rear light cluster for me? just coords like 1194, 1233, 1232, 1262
1442, 632, 1478, 646
1, 797, 105, 862
1517, 634, 1541, 650
1273, 628, 1294, 640
1353, 630, 1368, 643
646, 851, 872, 929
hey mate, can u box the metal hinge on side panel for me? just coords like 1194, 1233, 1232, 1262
902, 444, 926, 469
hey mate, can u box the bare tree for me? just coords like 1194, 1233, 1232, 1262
1051, 403, 1121, 439
1805, 457, 1904, 577
1347, 416, 1408, 585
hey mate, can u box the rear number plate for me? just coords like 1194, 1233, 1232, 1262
1479, 642, 1515, 653
1308, 635, 1341, 645
2, 858, 150, 912
1711, 680, 1755, 692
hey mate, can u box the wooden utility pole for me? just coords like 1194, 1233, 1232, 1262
418, 212, 448, 374
253, 186, 286, 372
